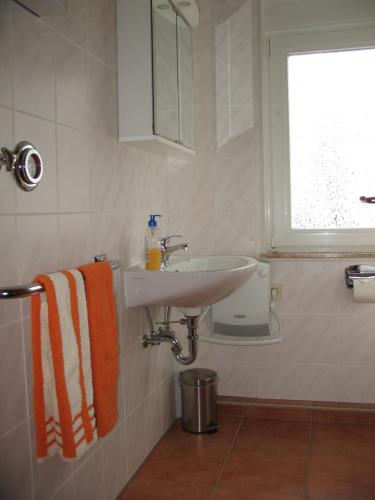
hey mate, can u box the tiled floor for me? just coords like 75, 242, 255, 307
118, 415, 375, 500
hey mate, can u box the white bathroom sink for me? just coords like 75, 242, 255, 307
124, 255, 257, 308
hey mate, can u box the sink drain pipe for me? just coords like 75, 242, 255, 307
143, 306, 199, 365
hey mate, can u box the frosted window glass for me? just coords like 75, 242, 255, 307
288, 48, 375, 229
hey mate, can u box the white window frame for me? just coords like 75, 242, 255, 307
264, 25, 375, 251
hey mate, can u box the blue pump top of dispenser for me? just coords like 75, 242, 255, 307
148, 214, 161, 228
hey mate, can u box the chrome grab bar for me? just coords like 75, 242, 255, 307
0, 255, 121, 299
360, 196, 375, 204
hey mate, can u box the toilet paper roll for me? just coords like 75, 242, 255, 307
358, 265, 375, 273
353, 278, 375, 303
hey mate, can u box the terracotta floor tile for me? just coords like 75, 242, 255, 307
135, 438, 226, 487
312, 408, 375, 425
118, 477, 212, 499
235, 418, 310, 454
312, 422, 375, 458
129, 415, 240, 488
308, 451, 375, 499
119, 415, 375, 500
161, 415, 241, 452
213, 484, 305, 500
219, 446, 308, 496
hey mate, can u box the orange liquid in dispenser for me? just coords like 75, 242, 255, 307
145, 247, 162, 271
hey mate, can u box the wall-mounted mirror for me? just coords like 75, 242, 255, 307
152, 0, 194, 149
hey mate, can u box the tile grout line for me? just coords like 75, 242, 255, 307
208, 417, 244, 500
304, 414, 314, 500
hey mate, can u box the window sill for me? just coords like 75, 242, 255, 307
261, 252, 375, 259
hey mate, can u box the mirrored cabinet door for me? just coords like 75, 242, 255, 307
152, 0, 179, 143
117, 0, 196, 152
177, 14, 194, 149
152, 0, 194, 149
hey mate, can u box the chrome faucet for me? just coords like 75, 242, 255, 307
161, 235, 189, 268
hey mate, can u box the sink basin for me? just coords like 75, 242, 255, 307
124, 255, 257, 308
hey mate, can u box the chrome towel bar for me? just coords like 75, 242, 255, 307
0, 254, 121, 299
345, 265, 375, 289
360, 196, 375, 204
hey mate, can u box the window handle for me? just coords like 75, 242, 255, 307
360, 196, 375, 204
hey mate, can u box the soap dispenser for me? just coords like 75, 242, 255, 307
145, 214, 162, 271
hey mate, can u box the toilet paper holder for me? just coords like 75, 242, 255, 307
345, 265, 375, 288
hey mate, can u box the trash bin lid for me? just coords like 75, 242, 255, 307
180, 368, 217, 387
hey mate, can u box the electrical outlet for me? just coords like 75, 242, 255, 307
271, 284, 282, 301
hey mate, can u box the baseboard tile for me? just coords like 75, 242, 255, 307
217, 396, 375, 424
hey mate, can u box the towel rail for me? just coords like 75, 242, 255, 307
0, 255, 121, 299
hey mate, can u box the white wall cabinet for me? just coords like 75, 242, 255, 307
117, 0, 196, 152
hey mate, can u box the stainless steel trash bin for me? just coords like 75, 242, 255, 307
179, 368, 218, 433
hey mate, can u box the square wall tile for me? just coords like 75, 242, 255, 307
116, 147, 149, 213
122, 304, 143, 349
145, 386, 163, 451
57, 125, 90, 213
56, 38, 88, 131
0, 107, 16, 214
161, 375, 177, 434
198, 359, 257, 398
167, 162, 215, 216
87, 0, 114, 66
270, 260, 301, 313
126, 403, 147, 479
49, 475, 77, 500
12, 2, 56, 120
14, 112, 58, 213
59, 214, 93, 269
17, 214, 60, 284
73, 447, 105, 500
0, 1, 12, 108
297, 261, 342, 314
142, 163, 169, 215
102, 422, 128, 499
90, 212, 120, 260
29, 418, 74, 500
168, 207, 216, 255
21, 317, 33, 418
118, 211, 145, 267
89, 135, 118, 212
87, 57, 115, 138
0, 422, 32, 500
0, 216, 19, 325
124, 342, 161, 417
0, 321, 27, 436
257, 363, 375, 403
44, 0, 88, 48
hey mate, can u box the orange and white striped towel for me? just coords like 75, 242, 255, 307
31, 270, 97, 461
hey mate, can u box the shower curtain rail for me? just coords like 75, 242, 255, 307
0, 254, 121, 299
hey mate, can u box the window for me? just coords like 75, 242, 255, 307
265, 27, 375, 250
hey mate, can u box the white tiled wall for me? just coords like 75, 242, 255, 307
0, 0, 177, 498
1, 0, 374, 497
175, 0, 375, 408
191, 259, 375, 404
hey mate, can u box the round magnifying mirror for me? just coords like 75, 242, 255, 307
14, 142, 43, 191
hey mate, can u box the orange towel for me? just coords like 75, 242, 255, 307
32, 270, 97, 461
78, 261, 119, 436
